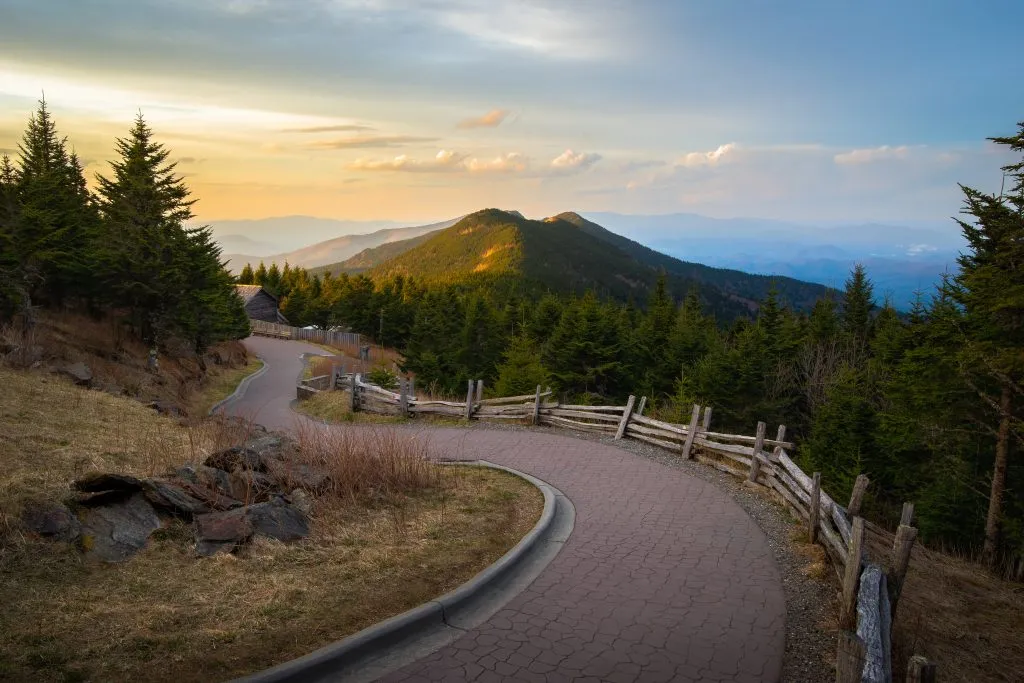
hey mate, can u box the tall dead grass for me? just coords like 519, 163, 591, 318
294, 422, 442, 502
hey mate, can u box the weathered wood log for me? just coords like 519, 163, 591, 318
629, 432, 680, 451
614, 395, 636, 440
702, 405, 713, 431
841, 517, 865, 630
532, 385, 542, 425
411, 400, 468, 408
772, 424, 787, 457
818, 514, 850, 569
833, 505, 853, 547
693, 436, 755, 459
636, 396, 647, 416
856, 564, 892, 683
887, 524, 917, 619
906, 656, 937, 683
464, 380, 474, 420
748, 421, 767, 482
626, 422, 685, 442
541, 415, 616, 433
476, 413, 531, 420
695, 442, 753, 468
771, 476, 809, 521
836, 631, 866, 683
848, 474, 870, 517
547, 409, 622, 422
809, 471, 822, 543
631, 413, 689, 436
900, 502, 914, 527
475, 379, 483, 407
699, 431, 795, 449
694, 454, 746, 478
480, 391, 552, 405
555, 404, 624, 412
681, 404, 701, 459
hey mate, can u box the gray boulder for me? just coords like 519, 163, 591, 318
21, 501, 81, 542
194, 507, 252, 557
142, 479, 212, 517
59, 362, 92, 387
265, 459, 330, 493
79, 492, 161, 562
247, 498, 309, 542
74, 472, 145, 493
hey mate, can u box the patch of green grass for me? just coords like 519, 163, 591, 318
190, 359, 264, 416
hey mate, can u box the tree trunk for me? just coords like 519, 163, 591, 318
983, 386, 1012, 567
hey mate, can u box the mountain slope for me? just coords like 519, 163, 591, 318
221, 218, 458, 272
338, 209, 832, 317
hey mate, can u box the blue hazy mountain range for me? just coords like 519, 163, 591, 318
211, 212, 965, 309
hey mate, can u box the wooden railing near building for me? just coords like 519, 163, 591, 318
250, 319, 362, 349
296, 369, 935, 682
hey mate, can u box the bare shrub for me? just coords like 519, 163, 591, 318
294, 423, 441, 502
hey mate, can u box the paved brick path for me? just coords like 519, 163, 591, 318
230, 337, 786, 682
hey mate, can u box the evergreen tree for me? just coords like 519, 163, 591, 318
237, 263, 255, 285
946, 121, 1024, 566
494, 334, 551, 396
254, 262, 268, 286
95, 114, 195, 344
842, 264, 875, 346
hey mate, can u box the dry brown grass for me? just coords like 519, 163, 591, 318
863, 526, 1024, 682
0, 367, 543, 682
188, 358, 265, 417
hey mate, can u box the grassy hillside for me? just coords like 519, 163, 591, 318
325, 208, 832, 317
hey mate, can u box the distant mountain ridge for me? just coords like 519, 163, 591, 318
315, 208, 834, 317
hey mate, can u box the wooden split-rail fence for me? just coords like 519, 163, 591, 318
250, 319, 363, 349
297, 369, 935, 683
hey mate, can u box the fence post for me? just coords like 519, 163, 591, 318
772, 424, 786, 456
614, 395, 636, 440
681, 404, 701, 459
900, 502, 915, 527
848, 474, 870, 517
330, 364, 340, 391
836, 631, 866, 683
636, 396, 647, 416
532, 385, 542, 425
809, 472, 822, 543
475, 379, 484, 407
701, 405, 713, 432
747, 421, 767, 482
906, 656, 937, 683
464, 380, 474, 421
841, 516, 865, 630
399, 378, 409, 417
350, 373, 359, 412
888, 523, 918, 619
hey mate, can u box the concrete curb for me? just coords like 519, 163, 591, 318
209, 357, 269, 416
234, 461, 571, 683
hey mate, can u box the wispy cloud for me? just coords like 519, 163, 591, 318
834, 145, 911, 165
308, 134, 437, 150
550, 149, 602, 173
677, 143, 737, 168
282, 123, 375, 134
348, 149, 467, 172
457, 109, 509, 129
466, 152, 527, 173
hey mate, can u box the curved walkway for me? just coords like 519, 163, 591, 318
228, 337, 787, 683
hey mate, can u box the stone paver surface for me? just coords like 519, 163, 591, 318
230, 337, 787, 682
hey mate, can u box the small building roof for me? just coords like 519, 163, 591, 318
234, 284, 278, 304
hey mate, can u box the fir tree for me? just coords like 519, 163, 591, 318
237, 263, 255, 284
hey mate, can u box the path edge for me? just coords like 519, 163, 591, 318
233, 460, 566, 683
209, 355, 268, 416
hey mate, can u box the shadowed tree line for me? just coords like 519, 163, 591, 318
0, 100, 249, 353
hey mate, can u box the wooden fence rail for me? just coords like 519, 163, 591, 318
294, 370, 932, 682
250, 319, 363, 349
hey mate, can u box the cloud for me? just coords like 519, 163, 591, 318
307, 134, 437, 149
550, 149, 602, 173
348, 149, 529, 174
282, 124, 375, 134
834, 145, 911, 165
677, 143, 737, 168
457, 109, 509, 129
348, 149, 467, 172
466, 152, 527, 173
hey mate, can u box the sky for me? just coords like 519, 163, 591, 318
1, 0, 1022, 226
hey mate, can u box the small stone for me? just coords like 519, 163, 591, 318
73, 472, 145, 493
79, 492, 161, 563
59, 362, 92, 387
21, 501, 81, 542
